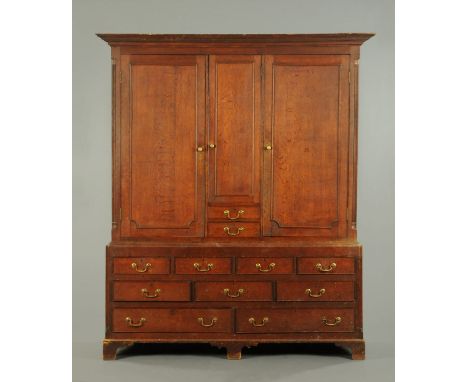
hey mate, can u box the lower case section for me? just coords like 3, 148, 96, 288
102, 338, 365, 361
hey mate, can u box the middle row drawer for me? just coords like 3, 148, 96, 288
113, 281, 354, 302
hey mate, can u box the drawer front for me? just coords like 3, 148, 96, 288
237, 257, 294, 274
113, 281, 191, 302
195, 281, 272, 301
297, 258, 355, 274
276, 281, 354, 301
113, 308, 232, 333
175, 257, 232, 274
236, 308, 354, 333
113, 257, 170, 275
207, 222, 260, 238
207, 206, 261, 221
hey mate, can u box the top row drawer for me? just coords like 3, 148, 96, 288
113, 257, 355, 275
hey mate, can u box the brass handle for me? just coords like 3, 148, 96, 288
193, 262, 214, 272
224, 226, 245, 236
248, 317, 269, 327
264, 145, 272, 150
322, 316, 342, 326
224, 209, 245, 220
223, 288, 244, 298
198, 317, 218, 327
141, 288, 161, 298
315, 262, 337, 272
256, 263, 276, 272
305, 288, 326, 298
197, 146, 204, 152
125, 317, 146, 327
209, 143, 216, 149
131, 262, 151, 273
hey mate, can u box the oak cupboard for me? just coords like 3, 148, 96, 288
98, 33, 373, 360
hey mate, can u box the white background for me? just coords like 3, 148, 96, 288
0, 0, 466, 381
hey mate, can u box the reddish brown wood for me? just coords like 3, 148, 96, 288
109, 242, 362, 253
348, 46, 361, 240
113, 257, 170, 275
107, 331, 361, 341
237, 257, 294, 274
263, 55, 349, 238
336, 340, 365, 360
118, 45, 357, 56
195, 281, 272, 301
98, 33, 372, 361
277, 281, 354, 301
207, 222, 260, 238
113, 308, 232, 333
119, 55, 206, 239
97, 33, 374, 45
207, 206, 261, 221
207, 55, 261, 207
113, 281, 191, 301
236, 308, 354, 333
175, 257, 232, 274
297, 258, 355, 274
103, 340, 134, 360
111, 47, 121, 242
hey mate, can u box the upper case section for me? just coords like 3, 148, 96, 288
101, 34, 373, 241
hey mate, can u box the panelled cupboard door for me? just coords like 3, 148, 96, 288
263, 55, 350, 238
120, 55, 206, 238
208, 55, 261, 206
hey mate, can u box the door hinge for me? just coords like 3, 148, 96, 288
348, 71, 351, 84
120, 71, 123, 84
119, 207, 122, 221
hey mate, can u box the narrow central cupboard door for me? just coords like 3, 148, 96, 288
207, 55, 262, 232
120, 55, 206, 238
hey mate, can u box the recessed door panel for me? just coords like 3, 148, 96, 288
263, 55, 350, 237
120, 55, 206, 238
208, 55, 261, 205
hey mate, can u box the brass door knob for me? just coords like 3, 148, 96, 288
197, 146, 204, 152
264, 145, 272, 150
208, 143, 216, 149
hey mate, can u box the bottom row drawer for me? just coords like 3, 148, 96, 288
236, 308, 353, 333
113, 308, 354, 333
113, 308, 231, 333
